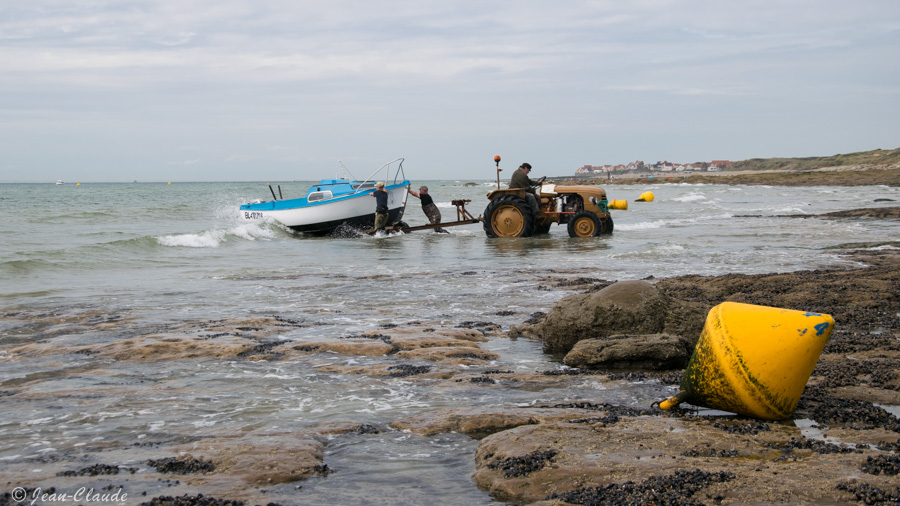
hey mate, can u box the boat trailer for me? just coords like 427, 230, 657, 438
368, 199, 482, 234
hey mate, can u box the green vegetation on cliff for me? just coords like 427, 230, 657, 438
733, 147, 900, 171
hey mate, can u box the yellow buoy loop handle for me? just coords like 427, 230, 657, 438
658, 390, 690, 410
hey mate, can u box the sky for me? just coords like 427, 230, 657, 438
1, 1, 898, 182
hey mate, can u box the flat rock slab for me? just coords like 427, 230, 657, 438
288, 326, 489, 358
391, 408, 587, 437
162, 432, 326, 488
395, 346, 499, 364
473, 413, 900, 504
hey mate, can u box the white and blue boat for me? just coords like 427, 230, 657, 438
239, 158, 410, 234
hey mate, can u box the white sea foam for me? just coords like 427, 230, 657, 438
654, 243, 686, 254
768, 206, 806, 214
617, 213, 733, 231
231, 222, 277, 241
157, 229, 226, 248
617, 220, 667, 231
157, 223, 276, 247
672, 192, 707, 203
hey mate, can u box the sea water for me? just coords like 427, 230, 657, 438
0, 180, 898, 504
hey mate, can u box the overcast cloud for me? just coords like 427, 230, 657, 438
1, 0, 898, 181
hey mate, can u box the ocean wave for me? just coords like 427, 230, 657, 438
616, 213, 733, 231
770, 206, 809, 214
671, 192, 708, 203
157, 223, 278, 248
0, 258, 59, 276
653, 243, 687, 254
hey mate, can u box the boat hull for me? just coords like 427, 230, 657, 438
240, 183, 409, 234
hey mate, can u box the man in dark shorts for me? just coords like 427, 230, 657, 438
408, 185, 447, 233
372, 182, 389, 231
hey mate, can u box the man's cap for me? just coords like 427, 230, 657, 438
520, 163, 532, 170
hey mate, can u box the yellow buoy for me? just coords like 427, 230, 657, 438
658, 302, 833, 420
636, 191, 654, 202
608, 199, 628, 210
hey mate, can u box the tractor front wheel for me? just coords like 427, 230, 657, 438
602, 216, 613, 234
567, 210, 603, 237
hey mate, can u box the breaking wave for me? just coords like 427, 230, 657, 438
616, 213, 734, 231
157, 222, 279, 248
671, 192, 707, 203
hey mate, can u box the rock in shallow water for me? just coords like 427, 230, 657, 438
563, 333, 693, 370
510, 280, 670, 353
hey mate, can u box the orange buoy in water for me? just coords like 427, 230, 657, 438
658, 302, 834, 420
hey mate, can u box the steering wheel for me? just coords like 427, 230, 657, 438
533, 176, 546, 186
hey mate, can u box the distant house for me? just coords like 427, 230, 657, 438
658, 162, 675, 172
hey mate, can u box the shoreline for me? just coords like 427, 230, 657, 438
555, 166, 900, 187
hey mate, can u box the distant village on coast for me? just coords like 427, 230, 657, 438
574, 159, 734, 177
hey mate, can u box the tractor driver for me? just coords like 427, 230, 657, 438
509, 162, 543, 215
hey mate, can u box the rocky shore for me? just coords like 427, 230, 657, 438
8, 244, 894, 506
472, 244, 900, 504
2, 190, 899, 505
461, 200, 900, 504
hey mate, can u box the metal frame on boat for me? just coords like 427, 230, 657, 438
240, 158, 411, 234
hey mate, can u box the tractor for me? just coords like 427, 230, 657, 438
482, 156, 624, 238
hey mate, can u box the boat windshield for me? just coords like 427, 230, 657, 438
339, 158, 407, 194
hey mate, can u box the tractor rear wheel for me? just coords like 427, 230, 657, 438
567, 210, 603, 237
483, 195, 535, 238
